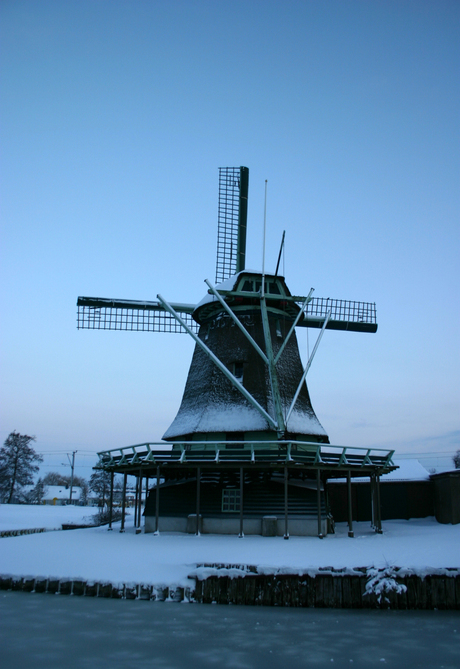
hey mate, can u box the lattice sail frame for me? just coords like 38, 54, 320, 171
302, 297, 377, 331
77, 298, 198, 333
215, 166, 248, 284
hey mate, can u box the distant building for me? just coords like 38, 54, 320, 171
42, 485, 82, 506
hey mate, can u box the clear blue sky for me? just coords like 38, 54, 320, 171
1, 0, 459, 478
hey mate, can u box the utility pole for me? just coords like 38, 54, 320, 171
67, 451, 77, 504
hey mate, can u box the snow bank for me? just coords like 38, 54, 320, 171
0, 504, 99, 531
0, 509, 459, 589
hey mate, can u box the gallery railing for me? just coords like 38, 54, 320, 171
95, 441, 396, 474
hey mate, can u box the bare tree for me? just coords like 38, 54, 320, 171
26, 477, 48, 504
453, 449, 460, 469
89, 469, 112, 508
0, 432, 42, 503
42, 471, 68, 486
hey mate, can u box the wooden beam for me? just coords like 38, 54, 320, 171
108, 471, 114, 531
284, 466, 289, 539
136, 471, 142, 533
317, 469, 323, 538
134, 473, 139, 530
120, 473, 127, 533
347, 470, 354, 538
196, 467, 201, 535
376, 474, 383, 533
155, 466, 160, 533
239, 467, 244, 538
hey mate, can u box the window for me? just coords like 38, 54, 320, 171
226, 431, 244, 447
222, 489, 240, 512
233, 362, 244, 381
268, 282, 281, 295
276, 319, 282, 338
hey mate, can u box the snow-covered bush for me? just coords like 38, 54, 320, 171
364, 566, 407, 605
89, 508, 124, 526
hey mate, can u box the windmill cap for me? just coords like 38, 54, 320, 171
192, 270, 301, 325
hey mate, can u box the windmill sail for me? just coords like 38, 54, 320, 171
215, 166, 249, 284
301, 296, 377, 333
77, 296, 197, 333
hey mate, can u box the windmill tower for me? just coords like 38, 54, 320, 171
77, 167, 381, 537
78, 166, 376, 446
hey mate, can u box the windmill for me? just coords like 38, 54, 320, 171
77, 167, 386, 538
78, 166, 377, 444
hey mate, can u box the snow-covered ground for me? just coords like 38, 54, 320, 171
0, 504, 99, 531
0, 505, 459, 589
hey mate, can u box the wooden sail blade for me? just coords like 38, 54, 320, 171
215, 166, 249, 284
298, 297, 378, 333
77, 296, 198, 333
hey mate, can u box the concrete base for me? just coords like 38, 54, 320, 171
202, 518, 261, 535
145, 515, 327, 537
262, 516, 277, 537
145, 517, 187, 533
186, 514, 202, 534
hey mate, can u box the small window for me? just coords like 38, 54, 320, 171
233, 362, 244, 381
222, 489, 240, 512
268, 282, 281, 295
226, 432, 244, 447
242, 280, 253, 292
276, 319, 282, 338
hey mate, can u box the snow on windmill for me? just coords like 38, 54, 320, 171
77, 167, 394, 538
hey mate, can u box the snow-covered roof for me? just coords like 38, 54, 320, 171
331, 460, 430, 483
383, 460, 430, 481
42, 485, 82, 501
430, 468, 460, 479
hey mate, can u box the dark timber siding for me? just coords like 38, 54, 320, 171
144, 478, 326, 519
328, 480, 434, 522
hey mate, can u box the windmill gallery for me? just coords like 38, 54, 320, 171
77, 167, 396, 538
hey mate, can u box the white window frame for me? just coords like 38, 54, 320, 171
222, 488, 240, 512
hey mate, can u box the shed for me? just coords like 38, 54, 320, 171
430, 469, 460, 524
327, 460, 433, 522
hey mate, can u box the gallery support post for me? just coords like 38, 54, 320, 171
239, 467, 244, 538
317, 469, 323, 539
284, 467, 289, 540
108, 471, 114, 531
196, 467, 201, 535
155, 466, 160, 533
347, 470, 354, 538
120, 473, 127, 533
